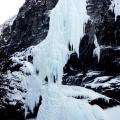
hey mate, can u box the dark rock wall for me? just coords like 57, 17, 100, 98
0, 0, 58, 72
0, 0, 58, 120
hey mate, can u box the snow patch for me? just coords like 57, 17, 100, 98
36, 84, 108, 120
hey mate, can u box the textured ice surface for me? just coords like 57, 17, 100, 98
93, 35, 101, 62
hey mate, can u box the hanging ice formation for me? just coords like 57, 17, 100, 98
93, 35, 101, 62
114, 0, 120, 20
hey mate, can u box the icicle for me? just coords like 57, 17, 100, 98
114, 0, 120, 20
93, 35, 101, 62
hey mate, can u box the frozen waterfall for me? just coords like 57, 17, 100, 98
32, 0, 89, 86
25, 0, 110, 120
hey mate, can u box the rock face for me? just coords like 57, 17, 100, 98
0, 0, 58, 72
63, 0, 120, 105
0, 0, 58, 120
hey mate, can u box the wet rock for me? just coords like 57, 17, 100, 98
98, 47, 120, 73
89, 98, 120, 109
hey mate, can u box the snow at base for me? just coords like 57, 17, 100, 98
36, 84, 108, 120
105, 106, 120, 120
27, 85, 119, 120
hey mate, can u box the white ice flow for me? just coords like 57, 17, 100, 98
24, 0, 115, 119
